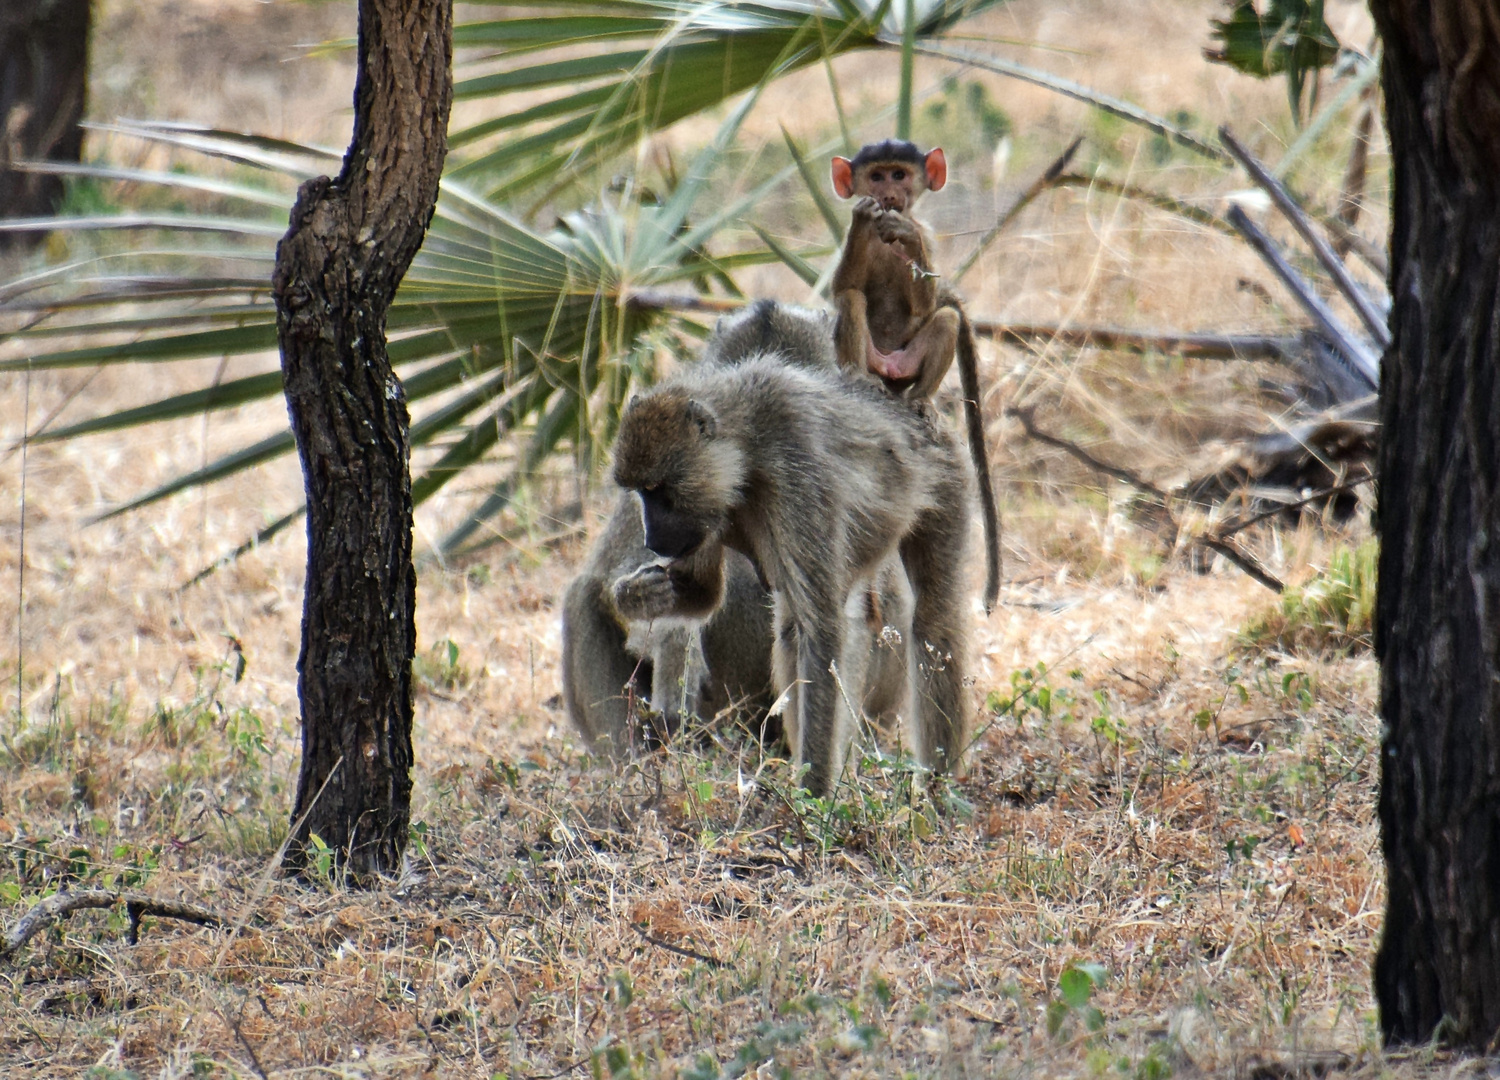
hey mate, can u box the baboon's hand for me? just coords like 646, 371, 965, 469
612, 562, 678, 621
851, 196, 881, 225
874, 210, 918, 246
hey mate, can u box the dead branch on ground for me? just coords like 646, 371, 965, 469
1, 888, 226, 961
1221, 126, 1390, 348
1007, 405, 1287, 592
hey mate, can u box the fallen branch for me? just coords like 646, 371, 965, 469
1007, 405, 1286, 593
1225, 205, 1380, 389
1215, 476, 1374, 540
974, 321, 1293, 361
623, 292, 1296, 361
1220, 126, 1390, 348
1197, 536, 1285, 593
2, 888, 225, 960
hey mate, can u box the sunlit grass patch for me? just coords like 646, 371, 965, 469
1240, 540, 1377, 655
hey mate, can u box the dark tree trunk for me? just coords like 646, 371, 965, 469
273, 0, 452, 881
1370, 0, 1500, 1049
0, 0, 90, 247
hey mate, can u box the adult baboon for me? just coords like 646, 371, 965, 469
561, 302, 912, 758
612, 355, 973, 797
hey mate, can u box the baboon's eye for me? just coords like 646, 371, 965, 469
870, 170, 884, 182
891, 168, 906, 181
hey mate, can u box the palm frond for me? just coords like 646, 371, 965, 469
0, 114, 758, 562
445, 0, 1010, 198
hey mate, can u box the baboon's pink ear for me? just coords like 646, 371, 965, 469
831, 156, 855, 199
924, 147, 948, 192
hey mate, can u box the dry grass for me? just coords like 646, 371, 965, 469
0, 0, 1425, 1075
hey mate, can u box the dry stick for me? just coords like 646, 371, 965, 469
624, 291, 1294, 362
228, 1004, 271, 1080
1320, 213, 1387, 277
1006, 406, 1286, 593
1196, 537, 1286, 594
1220, 126, 1390, 349
632, 924, 728, 970
951, 136, 1084, 285
1007, 405, 1165, 496
15, 362, 28, 723
210, 753, 344, 975
1, 889, 225, 961
971, 320, 1293, 362
1214, 475, 1374, 540
1225, 205, 1380, 390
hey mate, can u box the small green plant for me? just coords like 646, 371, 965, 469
921, 77, 1012, 163
414, 638, 470, 692
985, 662, 1084, 731
1046, 961, 1109, 1038
1240, 540, 1376, 654
304, 832, 336, 886
776, 747, 965, 869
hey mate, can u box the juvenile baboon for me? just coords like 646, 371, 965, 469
561, 301, 912, 757
830, 139, 1001, 614
612, 355, 973, 797
561, 496, 775, 754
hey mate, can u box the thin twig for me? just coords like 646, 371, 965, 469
16, 362, 28, 723
1007, 406, 1287, 593
952, 136, 1083, 285
633, 923, 729, 970
1225, 205, 1380, 389
228, 1001, 271, 1080
1, 888, 225, 960
1007, 406, 1165, 496
1214, 476, 1373, 540
524, 1056, 589, 1080
1220, 126, 1390, 348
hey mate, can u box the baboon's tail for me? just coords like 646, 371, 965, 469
956, 309, 1001, 614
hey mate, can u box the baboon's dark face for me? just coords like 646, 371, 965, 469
636, 486, 706, 559
613, 389, 740, 560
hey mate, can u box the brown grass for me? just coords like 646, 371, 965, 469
0, 0, 1414, 1075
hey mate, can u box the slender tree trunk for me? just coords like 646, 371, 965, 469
0, 0, 90, 247
1370, 0, 1500, 1048
273, 0, 452, 880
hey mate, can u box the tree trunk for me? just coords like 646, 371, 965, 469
1370, 0, 1500, 1049
0, 0, 90, 247
273, 0, 452, 881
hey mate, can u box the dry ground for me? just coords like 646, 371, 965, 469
0, 0, 1426, 1076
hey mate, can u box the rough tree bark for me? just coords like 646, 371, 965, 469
0, 0, 90, 247
1370, 0, 1500, 1049
273, 0, 452, 880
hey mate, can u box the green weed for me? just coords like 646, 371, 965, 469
1241, 540, 1376, 654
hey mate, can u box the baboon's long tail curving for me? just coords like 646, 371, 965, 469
956, 309, 1001, 614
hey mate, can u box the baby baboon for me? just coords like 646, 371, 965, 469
561, 301, 912, 757
830, 139, 1001, 614
612, 356, 973, 797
